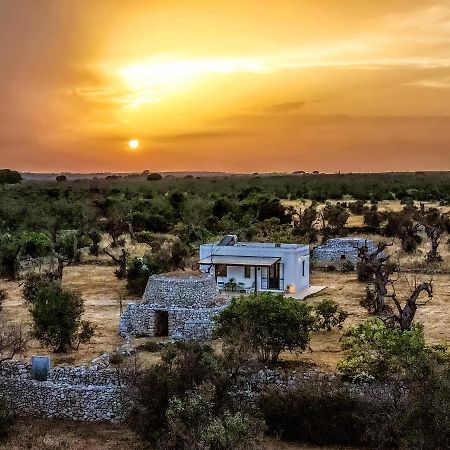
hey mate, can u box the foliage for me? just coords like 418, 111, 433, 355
313, 298, 348, 331
0, 169, 21, 184
164, 383, 265, 450
215, 292, 316, 362
0, 399, 13, 442
258, 380, 363, 447
55, 175, 67, 182
147, 173, 163, 181
126, 251, 171, 295
27, 281, 93, 352
19, 232, 53, 258
125, 342, 225, 446
337, 318, 447, 381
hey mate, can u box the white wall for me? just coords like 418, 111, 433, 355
200, 242, 310, 293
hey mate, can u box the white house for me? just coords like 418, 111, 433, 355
199, 235, 310, 294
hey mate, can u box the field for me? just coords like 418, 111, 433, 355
2, 258, 449, 370
0, 419, 352, 450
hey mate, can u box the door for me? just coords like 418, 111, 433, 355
155, 310, 169, 337
268, 263, 281, 289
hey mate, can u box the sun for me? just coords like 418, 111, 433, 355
128, 139, 140, 150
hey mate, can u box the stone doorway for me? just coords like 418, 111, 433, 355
155, 310, 169, 337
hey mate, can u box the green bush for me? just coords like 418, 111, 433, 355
126, 252, 171, 295
28, 281, 94, 352
337, 318, 447, 381
313, 298, 348, 332
215, 292, 316, 362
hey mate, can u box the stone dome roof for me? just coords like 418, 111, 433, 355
141, 271, 220, 308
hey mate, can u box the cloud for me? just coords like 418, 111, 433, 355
152, 130, 255, 142
263, 101, 307, 114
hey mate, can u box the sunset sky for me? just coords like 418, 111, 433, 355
1, 0, 449, 173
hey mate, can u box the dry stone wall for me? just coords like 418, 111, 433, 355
0, 361, 124, 422
120, 272, 226, 340
312, 237, 377, 268
143, 273, 220, 307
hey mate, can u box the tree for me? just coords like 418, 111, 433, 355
314, 299, 348, 332
319, 203, 349, 239
387, 280, 433, 331
147, 173, 163, 181
215, 293, 316, 362
415, 207, 450, 263
292, 204, 319, 243
28, 281, 94, 352
55, 175, 67, 182
0, 169, 22, 185
104, 246, 129, 279
126, 251, 171, 295
356, 242, 398, 314
337, 318, 446, 381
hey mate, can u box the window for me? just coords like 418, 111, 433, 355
216, 264, 227, 277
302, 260, 305, 277
244, 265, 251, 278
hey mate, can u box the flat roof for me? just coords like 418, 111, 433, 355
198, 255, 280, 266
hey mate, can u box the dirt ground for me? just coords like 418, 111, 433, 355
0, 264, 138, 366
294, 271, 450, 370
0, 419, 355, 450
2, 263, 448, 370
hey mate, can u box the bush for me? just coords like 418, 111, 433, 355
28, 281, 94, 352
0, 169, 22, 184
314, 299, 348, 332
337, 318, 447, 381
341, 260, 355, 273
258, 380, 363, 446
215, 292, 316, 362
165, 383, 265, 450
147, 173, 163, 181
126, 342, 224, 446
0, 399, 13, 441
126, 252, 171, 295
138, 340, 161, 353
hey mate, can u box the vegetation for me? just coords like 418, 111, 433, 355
27, 280, 94, 352
337, 318, 447, 381
313, 298, 348, 331
215, 292, 316, 362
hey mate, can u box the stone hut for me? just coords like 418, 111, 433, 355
312, 237, 377, 269
119, 272, 226, 341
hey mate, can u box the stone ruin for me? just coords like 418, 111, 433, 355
119, 271, 227, 341
312, 237, 377, 269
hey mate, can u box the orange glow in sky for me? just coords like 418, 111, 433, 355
1, 0, 449, 172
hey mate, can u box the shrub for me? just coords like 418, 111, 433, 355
0, 169, 22, 184
138, 340, 161, 353
165, 383, 265, 450
0, 399, 13, 441
215, 292, 316, 362
314, 299, 348, 332
22, 272, 55, 304
341, 260, 355, 273
126, 252, 171, 295
28, 281, 94, 352
125, 342, 224, 446
337, 318, 447, 381
258, 380, 364, 446
147, 173, 163, 181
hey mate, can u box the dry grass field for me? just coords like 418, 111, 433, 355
1, 262, 448, 371
0, 419, 354, 450
0, 265, 138, 365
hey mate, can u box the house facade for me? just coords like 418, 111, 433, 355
199, 236, 310, 294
